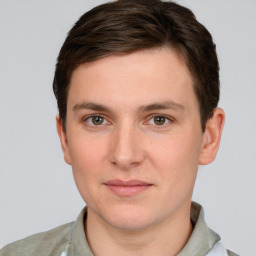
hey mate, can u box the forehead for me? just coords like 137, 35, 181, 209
68, 47, 197, 111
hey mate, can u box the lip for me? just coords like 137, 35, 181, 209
103, 179, 153, 197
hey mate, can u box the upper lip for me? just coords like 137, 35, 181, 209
104, 179, 152, 186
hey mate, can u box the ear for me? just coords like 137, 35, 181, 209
56, 115, 71, 165
199, 108, 225, 165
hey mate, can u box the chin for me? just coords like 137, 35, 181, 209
109, 216, 152, 231
102, 204, 156, 231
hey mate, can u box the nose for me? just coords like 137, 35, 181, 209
109, 123, 145, 170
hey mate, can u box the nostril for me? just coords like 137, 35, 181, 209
130, 161, 140, 167
110, 159, 141, 170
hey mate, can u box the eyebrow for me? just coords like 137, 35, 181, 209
73, 102, 111, 112
138, 101, 185, 112
72, 101, 185, 113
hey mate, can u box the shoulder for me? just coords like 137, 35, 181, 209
227, 249, 240, 256
0, 221, 74, 256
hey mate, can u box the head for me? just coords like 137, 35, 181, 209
53, 0, 220, 133
54, 0, 224, 233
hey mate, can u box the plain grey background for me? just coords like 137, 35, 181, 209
0, 1, 255, 255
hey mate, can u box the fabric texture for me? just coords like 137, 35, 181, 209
0, 202, 239, 256
205, 241, 229, 256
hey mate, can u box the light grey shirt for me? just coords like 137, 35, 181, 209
0, 202, 239, 256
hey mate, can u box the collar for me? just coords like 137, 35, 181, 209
178, 202, 220, 256
66, 202, 220, 256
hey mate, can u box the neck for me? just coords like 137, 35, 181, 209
85, 204, 193, 256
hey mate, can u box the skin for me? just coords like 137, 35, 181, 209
57, 47, 225, 256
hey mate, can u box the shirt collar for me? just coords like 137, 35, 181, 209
67, 202, 220, 256
178, 202, 220, 256
68, 208, 94, 256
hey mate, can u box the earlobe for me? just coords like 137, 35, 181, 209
199, 108, 225, 165
56, 116, 72, 165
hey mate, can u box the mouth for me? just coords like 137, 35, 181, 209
103, 179, 153, 197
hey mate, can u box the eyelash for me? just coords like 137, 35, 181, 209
146, 114, 173, 127
82, 114, 174, 128
83, 114, 111, 127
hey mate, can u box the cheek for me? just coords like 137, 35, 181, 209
69, 132, 107, 163
67, 134, 108, 185
67, 138, 105, 204
148, 134, 202, 181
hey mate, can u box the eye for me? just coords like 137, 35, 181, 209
86, 116, 107, 126
148, 116, 170, 126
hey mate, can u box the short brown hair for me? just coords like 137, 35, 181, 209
53, 0, 219, 132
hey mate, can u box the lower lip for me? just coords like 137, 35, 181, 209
105, 185, 152, 196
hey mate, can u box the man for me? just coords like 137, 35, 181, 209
0, 0, 239, 255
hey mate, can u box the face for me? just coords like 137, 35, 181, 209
57, 48, 223, 231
